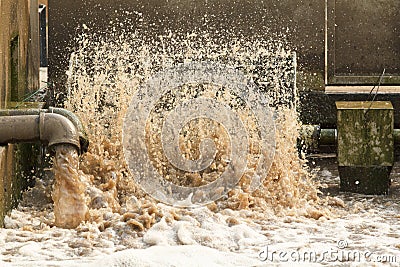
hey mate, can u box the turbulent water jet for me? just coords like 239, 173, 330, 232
64, 29, 319, 214
52, 144, 89, 228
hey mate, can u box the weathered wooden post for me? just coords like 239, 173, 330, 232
336, 101, 394, 194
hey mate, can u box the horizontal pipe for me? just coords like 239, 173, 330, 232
300, 125, 400, 149
0, 108, 88, 153
319, 129, 337, 145
0, 115, 41, 143
0, 110, 82, 153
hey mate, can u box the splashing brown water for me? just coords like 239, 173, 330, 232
61, 28, 325, 229
52, 145, 89, 228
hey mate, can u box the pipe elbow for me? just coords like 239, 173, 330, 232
48, 107, 89, 153
40, 113, 81, 151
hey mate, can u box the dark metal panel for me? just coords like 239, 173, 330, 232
327, 0, 400, 85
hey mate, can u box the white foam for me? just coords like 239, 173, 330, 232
87, 245, 261, 267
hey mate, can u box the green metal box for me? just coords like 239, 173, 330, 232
336, 101, 394, 194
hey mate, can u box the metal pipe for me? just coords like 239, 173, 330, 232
48, 107, 89, 152
0, 115, 41, 143
0, 108, 88, 153
0, 109, 87, 153
40, 113, 80, 149
0, 108, 47, 116
300, 125, 400, 149
319, 128, 337, 145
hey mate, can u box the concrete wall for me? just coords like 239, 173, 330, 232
0, 0, 39, 226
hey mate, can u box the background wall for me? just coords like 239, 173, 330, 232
0, 0, 39, 225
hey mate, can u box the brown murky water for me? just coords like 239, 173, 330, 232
61, 28, 325, 226
52, 145, 88, 229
